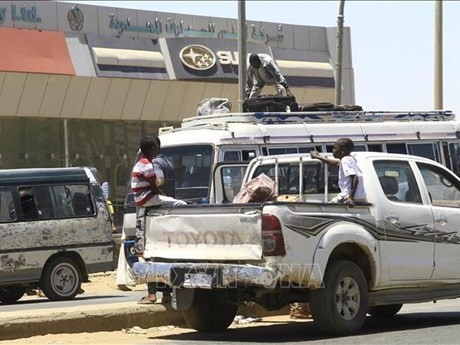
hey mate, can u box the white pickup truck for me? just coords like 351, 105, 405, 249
133, 152, 460, 335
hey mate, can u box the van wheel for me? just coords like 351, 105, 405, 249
309, 260, 368, 335
40, 257, 82, 301
0, 285, 26, 303
182, 290, 237, 332
368, 304, 403, 317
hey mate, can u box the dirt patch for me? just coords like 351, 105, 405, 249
83, 271, 146, 294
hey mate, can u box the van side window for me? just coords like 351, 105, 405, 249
18, 187, 39, 220
52, 185, 94, 218
18, 184, 94, 220
408, 143, 439, 162
0, 188, 16, 222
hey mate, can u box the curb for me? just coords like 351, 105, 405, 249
0, 302, 289, 341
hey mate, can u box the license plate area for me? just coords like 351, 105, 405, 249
171, 268, 223, 289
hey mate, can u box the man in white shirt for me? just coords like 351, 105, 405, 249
245, 53, 292, 99
310, 138, 366, 206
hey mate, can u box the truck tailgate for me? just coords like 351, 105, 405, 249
143, 205, 263, 260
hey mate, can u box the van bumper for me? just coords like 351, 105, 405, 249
133, 262, 279, 289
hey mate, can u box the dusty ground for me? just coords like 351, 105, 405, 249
3, 314, 304, 344
82, 271, 145, 294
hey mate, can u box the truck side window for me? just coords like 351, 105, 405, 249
373, 160, 422, 204
417, 163, 460, 208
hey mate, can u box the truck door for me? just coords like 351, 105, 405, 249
373, 160, 435, 281
211, 162, 249, 204
415, 162, 460, 280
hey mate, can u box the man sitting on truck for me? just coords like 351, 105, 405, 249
132, 135, 186, 304
310, 138, 366, 207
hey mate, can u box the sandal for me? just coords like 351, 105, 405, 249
137, 296, 157, 304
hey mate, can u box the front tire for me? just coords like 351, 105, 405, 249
0, 285, 26, 303
368, 304, 403, 317
309, 260, 368, 335
182, 289, 237, 332
40, 257, 82, 301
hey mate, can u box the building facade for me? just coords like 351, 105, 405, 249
0, 1, 355, 226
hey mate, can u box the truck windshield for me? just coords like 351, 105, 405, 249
162, 145, 214, 201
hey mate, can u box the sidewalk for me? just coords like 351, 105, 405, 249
0, 272, 289, 341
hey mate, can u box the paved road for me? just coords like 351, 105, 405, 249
132, 300, 460, 345
0, 290, 148, 312
6, 299, 460, 344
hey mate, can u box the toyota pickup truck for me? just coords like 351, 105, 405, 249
132, 152, 460, 335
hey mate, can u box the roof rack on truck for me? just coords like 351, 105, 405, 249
177, 110, 454, 129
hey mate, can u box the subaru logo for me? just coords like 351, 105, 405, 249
179, 45, 216, 71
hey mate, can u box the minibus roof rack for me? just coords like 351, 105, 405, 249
180, 110, 455, 128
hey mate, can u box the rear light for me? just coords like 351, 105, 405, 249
262, 214, 286, 256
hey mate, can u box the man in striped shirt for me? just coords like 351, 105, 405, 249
131, 136, 186, 209
132, 135, 186, 304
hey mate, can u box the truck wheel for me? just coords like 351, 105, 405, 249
0, 285, 26, 303
309, 260, 368, 335
40, 257, 82, 301
368, 304, 403, 317
182, 289, 237, 332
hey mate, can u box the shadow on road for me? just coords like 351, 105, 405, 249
149, 312, 460, 343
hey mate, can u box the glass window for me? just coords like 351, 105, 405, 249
0, 188, 16, 222
18, 184, 93, 220
223, 150, 256, 162
18, 187, 39, 220
266, 147, 298, 155
353, 145, 366, 152
373, 160, 422, 204
408, 143, 438, 162
368, 144, 383, 152
417, 163, 460, 208
448, 142, 460, 177
386, 143, 407, 155
221, 166, 247, 202
162, 145, 213, 200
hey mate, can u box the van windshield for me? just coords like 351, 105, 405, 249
162, 145, 214, 201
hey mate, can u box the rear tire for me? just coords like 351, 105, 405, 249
40, 257, 82, 301
0, 285, 26, 303
182, 289, 237, 332
309, 260, 368, 335
368, 304, 403, 317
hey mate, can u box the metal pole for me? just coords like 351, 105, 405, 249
334, 0, 345, 106
434, 0, 443, 109
63, 119, 69, 167
238, 0, 247, 113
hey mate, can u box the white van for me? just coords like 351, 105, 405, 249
0, 167, 115, 303
158, 110, 460, 203
121, 109, 460, 235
